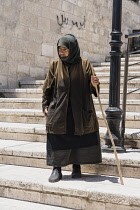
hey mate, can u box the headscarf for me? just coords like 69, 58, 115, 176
57, 34, 81, 65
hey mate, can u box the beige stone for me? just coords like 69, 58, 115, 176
35, 55, 49, 68
0, 186, 7, 197
39, 0, 51, 6
7, 188, 41, 203
28, 28, 43, 44
30, 66, 45, 79
7, 50, 22, 63
20, 10, 38, 28
23, 0, 42, 16
61, 196, 82, 209
42, 44, 54, 57
0, 47, 6, 61
41, 193, 62, 206
82, 199, 106, 210
38, 17, 50, 32
50, 0, 63, 10
22, 52, 35, 65
0, 35, 11, 49
22, 40, 41, 55
62, 1, 74, 14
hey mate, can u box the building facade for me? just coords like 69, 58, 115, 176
0, 0, 140, 88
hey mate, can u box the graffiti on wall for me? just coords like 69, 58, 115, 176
57, 14, 86, 30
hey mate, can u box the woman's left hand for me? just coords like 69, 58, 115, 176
91, 76, 100, 87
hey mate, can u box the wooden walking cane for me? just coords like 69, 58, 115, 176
91, 64, 124, 185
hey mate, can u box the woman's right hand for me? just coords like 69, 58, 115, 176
43, 108, 48, 116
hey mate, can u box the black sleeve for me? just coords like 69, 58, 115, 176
42, 62, 55, 111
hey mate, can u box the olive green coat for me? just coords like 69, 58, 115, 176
42, 58, 99, 135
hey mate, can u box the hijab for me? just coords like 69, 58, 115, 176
57, 34, 81, 65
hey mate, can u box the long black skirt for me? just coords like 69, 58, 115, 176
46, 99, 102, 167
47, 131, 102, 167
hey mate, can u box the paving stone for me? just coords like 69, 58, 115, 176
0, 197, 72, 210
0, 165, 139, 209
0, 139, 139, 178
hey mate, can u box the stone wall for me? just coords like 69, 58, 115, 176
0, 0, 140, 88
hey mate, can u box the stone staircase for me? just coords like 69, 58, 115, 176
0, 56, 140, 209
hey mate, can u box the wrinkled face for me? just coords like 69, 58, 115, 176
58, 46, 69, 57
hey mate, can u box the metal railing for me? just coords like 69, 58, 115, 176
121, 32, 140, 140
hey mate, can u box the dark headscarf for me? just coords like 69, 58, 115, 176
57, 34, 81, 65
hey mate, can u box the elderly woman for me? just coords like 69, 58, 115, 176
42, 34, 102, 183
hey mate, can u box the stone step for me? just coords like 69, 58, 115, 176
0, 98, 139, 111
94, 99, 140, 112
94, 60, 140, 67
18, 78, 140, 89
0, 122, 139, 148
96, 111, 140, 129
0, 122, 46, 142
97, 71, 140, 78
0, 88, 139, 100
0, 139, 139, 179
0, 197, 72, 210
0, 164, 140, 210
94, 65, 140, 72
0, 98, 42, 109
0, 109, 139, 129
19, 80, 44, 88
0, 88, 42, 98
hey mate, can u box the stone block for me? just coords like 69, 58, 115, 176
23, 0, 41, 16
35, 55, 49, 68
30, 66, 45, 79
10, 37, 24, 52
66, 0, 78, 5
74, 5, 85, 16
22, 40, 41, 55
0, 186, 7, 197
62, 1, 74, 14
18, 64, 30, 76
20, 10, 38, 28
0, 75, 8, 88
3, 5, 20, 28
78, 0, 84, 7
7, 75, 18, 88
50, 0, 63, 10
105, 203, 131, 210
82, 199, 105, 210
43, 32, 61, 45
50, 19, 61, 33
28, 28, 43, 44
22, 52, 35, 65
61, 195, 82, 209
0, 62, 9, 74
0, 35, 11, 49
14, 24, 29, 40
41, 7, 59, 21
42, 44, 54, 57
7, 50, 22, 63
8, 61, 17, 75
7, 188, 41, 203
0, 24, 6, 36
41, 193, 62, 206
38, 17, 50, 32
39, 0, 51, 6
0, 47, 6, 61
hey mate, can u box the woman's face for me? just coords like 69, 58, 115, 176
58, 46, 69, 57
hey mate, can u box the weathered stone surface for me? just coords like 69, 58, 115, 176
0, 0, 139, 88
42, 44, 54, 57
38, 17, 50, 32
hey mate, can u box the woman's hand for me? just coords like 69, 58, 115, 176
43, 108, 48, 116
91, 76, 100, 87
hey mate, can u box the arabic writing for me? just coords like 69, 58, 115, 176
57, 14, 86, 30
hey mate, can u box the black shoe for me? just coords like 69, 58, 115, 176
48, 167, 62, 183
72, 164, 81, 178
